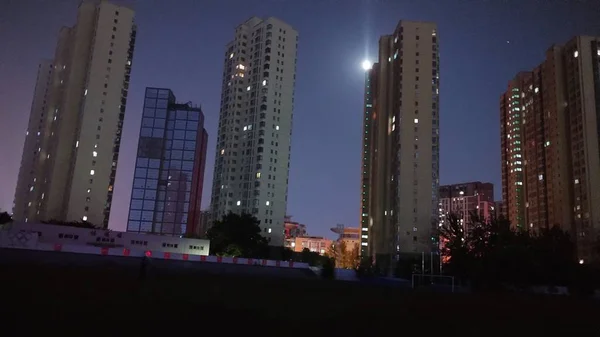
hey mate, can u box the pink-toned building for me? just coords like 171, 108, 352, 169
439, 182, 496, 233
286, 236, 332, 255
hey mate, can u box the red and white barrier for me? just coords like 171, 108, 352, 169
11, 242, 310, 269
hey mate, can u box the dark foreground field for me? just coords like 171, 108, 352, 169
1, 249, 599, 336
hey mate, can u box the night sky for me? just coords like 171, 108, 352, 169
1, 0, 599, 238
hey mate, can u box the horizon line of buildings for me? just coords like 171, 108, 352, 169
11, 0, 299, 247
10, 0, 600, 265
360, 22, 600, 266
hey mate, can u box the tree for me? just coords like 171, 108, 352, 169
0, 211, 12, 225
348, 243, 360, 269
438, 213, 470, 280
206, 212, 269, 258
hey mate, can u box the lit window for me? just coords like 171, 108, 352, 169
275, 125, 279, 130
268, 228, 272, 233
262, 79, 267, 86
82, 216, 88, 221
93, 151, 97, 157
538, 174, 543, 181
84, 89, 88, 96
256, 172, 261, 178
414, 118, 419, 124
266, 201, 270, 206
87, 189, 91, 193
41, 193, 45, 199
28, 202, 31, 207
534, 87, 539, 93
29, 186, 34, 192
574, 50, 579, 58
238, 64, 245, 70
361, 242, 368, 246
575, 178, 579, 184
127, 60, 131, 66
243, 126, 247, 131
90, 170, 95, 175
236, 200, 241, 206
46, 154, 50, 159
220, 149, 225, 155
247, 86, 251, 91
76, 141, 79, 148
94, 144, 98, 148
26, 131, 29, 136
229, 53, 234, 59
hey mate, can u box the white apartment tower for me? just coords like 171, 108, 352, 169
210, 17, 298, 245
360, 21, 440, 270
13, 1, 136, 227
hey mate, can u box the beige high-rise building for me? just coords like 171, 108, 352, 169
210, 17, 298, 246
13, 1, 136, 228
500, 36, 600, 262
360, 21, 440, 270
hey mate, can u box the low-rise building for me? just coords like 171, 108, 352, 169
0, 222, 210, 256
286, 236, 332, 255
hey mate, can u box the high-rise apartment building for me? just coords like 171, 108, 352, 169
13, 1, 135, 227
439, 182, 495, 233
127, 88, 208, 236
210, 17, 298, 246
500, 36, 600, 262
360, 21, 440, 268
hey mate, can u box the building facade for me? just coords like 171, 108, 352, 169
360, 21, 440, 268
210, 17, 298, 246
126, 88, 208, 236
13, 1, 136, 228
2, 222, 210, 256
439, 182, 496, 233
286, 236, 332, 255
500, 36, 600, 262
284, 216, 307, 239
331, 224, 361, 250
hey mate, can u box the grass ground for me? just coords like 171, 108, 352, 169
1, 252, 599, 336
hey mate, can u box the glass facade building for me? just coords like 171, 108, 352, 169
127, 87, 208, 236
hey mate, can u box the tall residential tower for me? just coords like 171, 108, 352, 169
500, 36, 600, 262
210, 17, 298, 245
127, 88, 208, 237
13, 1, 136, 227
360, 21, 440, 269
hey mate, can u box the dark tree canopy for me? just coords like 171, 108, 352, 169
439, 211, 582, 290
207, 212, 269, 258
0, 211, 12, 225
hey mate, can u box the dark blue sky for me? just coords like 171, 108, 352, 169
1, 0, 599, 238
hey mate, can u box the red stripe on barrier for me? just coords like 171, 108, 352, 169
217, 256, 223, 263
164, 252, 171, 259
232, 257, 238, 264
200, 255, 206, 261
54, 244, 62, 252
247, 258, 253, 265
101, 247, 108, 255
276, 261, 281, 267
261, 259, 267, 265
145, 251, 152, 257
123, 248, 130, 256
288, 261, 294, 267
182, 254, 189, 261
